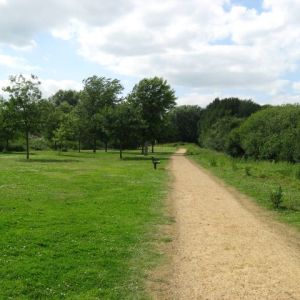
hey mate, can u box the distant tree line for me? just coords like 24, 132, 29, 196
1, 74, 300, 163
0, 74, 177, 159
195, 98, 300, 163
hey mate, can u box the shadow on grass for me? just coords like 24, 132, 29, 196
122, 156, 169, 161
278, 205, 300, 212
19, 159, 80, 163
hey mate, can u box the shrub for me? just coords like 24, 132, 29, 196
236, 105, 300, 162
30, 137, 49, 151
210, 158, 217, 167
270, 186, 283, 209
244, 166, 251, 176
231, 161, 238, 171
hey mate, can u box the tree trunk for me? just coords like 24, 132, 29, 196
151, 141, 154, 153
3, 138, 9, 152
78, 138, 81, 153
26, 130, 29, 160
105, 141, 108, 153
93, 136, 96, 153
141, 145, 144, 155
119, 143, 123, 159
144, 142, 149, 156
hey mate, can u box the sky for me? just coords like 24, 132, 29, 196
0, 0, 300, 107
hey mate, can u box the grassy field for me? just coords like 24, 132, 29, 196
0, 147, 173, 299
185, 144, 300, 230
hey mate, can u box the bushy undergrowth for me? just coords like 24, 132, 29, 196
226, 105, 300, 162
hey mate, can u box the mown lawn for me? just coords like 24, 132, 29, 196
185, 144, 300, 230
0, 147, 173, 299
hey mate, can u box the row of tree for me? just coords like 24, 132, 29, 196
0, 74, 178, 159
3, 74, 297, 163
196, 97, 300, 163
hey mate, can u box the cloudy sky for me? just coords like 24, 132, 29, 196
0, 0, 300, 107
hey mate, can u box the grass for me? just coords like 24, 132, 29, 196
0, 146, 173, 299
185, 144, 300, 230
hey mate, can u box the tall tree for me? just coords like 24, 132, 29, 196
198, 98, 261, 148
3, 74, 42, 159
0, 97, 17, 151
107, 102, 145, 159
128, 77, 176, 153
81, 76, 123, 152
169, 105, 202, 143
50, 89, 80, 107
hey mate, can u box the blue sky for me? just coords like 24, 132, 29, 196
0, 0, 300, 107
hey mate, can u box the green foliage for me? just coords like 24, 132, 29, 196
168, 105, 202, 143
233, 105, 300, 162
50, 89, 80, 107
295, 168, 300, 180
80, 76, 124, 152
202, 116, 243, 152
106, 101, 146, 158
244, 166, 251, 176
30, 136, 49, 150
0, 149, 172, 299
270, 186, 283, 209
198, 98, 261, 151
2, 74, 42, 159
128, 77, 176, 146
210, 158, 217, 167
0, 98, 17, 151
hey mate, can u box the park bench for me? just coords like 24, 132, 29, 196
151, 157, 160, 169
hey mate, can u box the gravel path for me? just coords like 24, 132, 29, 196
164, 149, 300, 299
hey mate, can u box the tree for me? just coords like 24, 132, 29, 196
0, 97, 17, 152
53, 113, 76, 152
38, 100, 61, 149
81, 76, 123, 152
50, 89, 80, 107
169, 105, 202, 143
128, 77, 176, 154
229, 105, 300, 162
3, 74, 42, 159
198, 98, 261, 147
201, 116, 243, 152
107, 102, 145, 159
70, 104, 88, 152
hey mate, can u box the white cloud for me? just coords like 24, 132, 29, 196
0, 53, 38, 71
177, 92, 215, 108
62, 0, 300, 96
292, 82, 300, 93
1, 0, 300, 104
41, 79, 82, 97
0, 77, 82, 98
0, 0, 132, 46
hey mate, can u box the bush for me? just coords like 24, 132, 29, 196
30, 137, 49, 151
270, 186, 283, 209
210, 158, 217, 167
235, 105, 300, 162
244, 166, 251, 176
231, 160, 238, 171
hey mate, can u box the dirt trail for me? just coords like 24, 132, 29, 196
163, 149, 300, 299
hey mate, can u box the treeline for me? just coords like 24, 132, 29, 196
195, 98, 300, 163
0, 74, 178, 159
1, 74, 300, 163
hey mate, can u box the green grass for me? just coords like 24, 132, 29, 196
0, 147, 173, 299
185, 144, 300, 230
